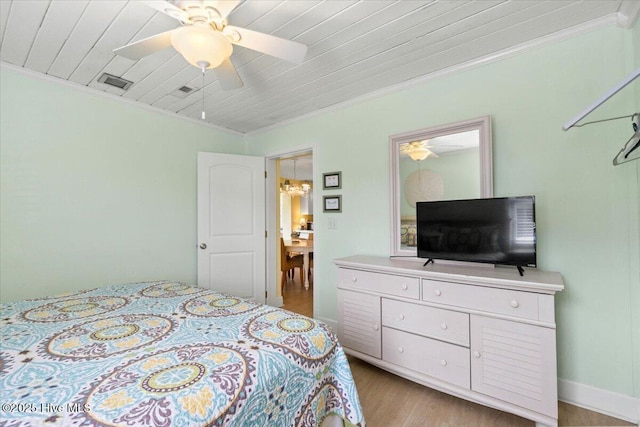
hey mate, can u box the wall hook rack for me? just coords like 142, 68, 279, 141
563, 68, 640, 165
563, 68, 639, 131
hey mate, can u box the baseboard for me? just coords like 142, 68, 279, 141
317, 316, 337, 333
558, 378, 640, 425
267, 295, 284, 308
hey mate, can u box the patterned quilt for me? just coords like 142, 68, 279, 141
0, 281, 364, 426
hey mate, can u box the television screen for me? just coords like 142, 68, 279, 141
416, 196, 536, 268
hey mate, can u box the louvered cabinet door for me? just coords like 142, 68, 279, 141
338, 289, 381, 358
470, 315, 558, 418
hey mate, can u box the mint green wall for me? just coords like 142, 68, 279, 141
631, 20, 640, 403
0, 68, 244, 302
247, 26, 639, 398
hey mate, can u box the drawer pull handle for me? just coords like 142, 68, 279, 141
440, 359, 447, 366
399, 314, 405, 320
510, 300, 520, 308
473, 351, 481, 358
373, 324, 379, 331
401, 284, 408, 290
433, 289, 442, 296
440, 323, 447, 330
398, 347, 404, 353
351, 277, 358, 283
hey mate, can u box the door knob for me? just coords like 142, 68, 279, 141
199, 243, 207, 250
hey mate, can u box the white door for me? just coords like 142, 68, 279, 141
197, 152, 265, 302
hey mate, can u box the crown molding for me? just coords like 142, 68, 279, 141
617, 0, 640, 29
0, 61, 244, 137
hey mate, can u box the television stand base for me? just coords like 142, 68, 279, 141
423, 258, 434, 267
517, 266, 525, 276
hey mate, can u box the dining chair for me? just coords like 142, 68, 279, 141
281, 237, 304, 292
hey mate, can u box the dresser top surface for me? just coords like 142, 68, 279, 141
333, 255, 564, 293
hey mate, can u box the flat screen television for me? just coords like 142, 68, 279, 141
416, 196, 536, 274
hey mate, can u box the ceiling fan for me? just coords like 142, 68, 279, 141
400, 141, 440, 161
112, 0, 308, 90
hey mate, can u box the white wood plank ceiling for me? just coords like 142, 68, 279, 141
1, 0, 638, 134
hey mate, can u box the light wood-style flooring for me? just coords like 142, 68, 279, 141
280, 275, 633, 427
348, 356, 633, 427
281, 269, 313, 317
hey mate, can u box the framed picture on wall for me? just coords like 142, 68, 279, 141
323, 171, 341, 189
323, 195, 341, 212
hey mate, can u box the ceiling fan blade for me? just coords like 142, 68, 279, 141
144, 1, 190, 22
213, 57, 243, 90
226, 25, 307, 64
208, 0, 241, 20
113, 29, 177, 60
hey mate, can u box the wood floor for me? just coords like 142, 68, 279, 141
348, 357, 634, 427
280, 275, 633, 427
281, 270, 313, 317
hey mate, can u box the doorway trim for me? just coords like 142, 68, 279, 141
265, 143, 317, 310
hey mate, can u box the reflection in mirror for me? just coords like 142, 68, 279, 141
390, 116, 493, 257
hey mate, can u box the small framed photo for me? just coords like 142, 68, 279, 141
323, 171, 342, 190
323, 195, 342, 212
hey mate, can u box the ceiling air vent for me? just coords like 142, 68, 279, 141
97, 73, 133, 90
171, 85, 196, 99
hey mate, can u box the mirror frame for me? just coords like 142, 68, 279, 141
389, 115, 493, 258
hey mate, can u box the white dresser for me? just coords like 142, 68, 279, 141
334, 255, 564, 427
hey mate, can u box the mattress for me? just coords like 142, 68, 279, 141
0, 281, 364, 426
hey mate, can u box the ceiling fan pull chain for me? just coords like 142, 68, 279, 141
201, 65, 206, 120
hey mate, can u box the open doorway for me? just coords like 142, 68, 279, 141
277, 153, 313, 317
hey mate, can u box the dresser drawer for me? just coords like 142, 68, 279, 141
422, 279, 539, 320
383, 327, 470, 389
340, 268, 419, 299
382, 299, 469, 347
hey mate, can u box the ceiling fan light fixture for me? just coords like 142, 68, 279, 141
408, 148, 435, 161
170, 26, 232, 69
408, 150, 428, 161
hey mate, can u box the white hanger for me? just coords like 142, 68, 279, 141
613, 114, 640, 165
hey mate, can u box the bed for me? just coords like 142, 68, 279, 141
0, 281, 364, 426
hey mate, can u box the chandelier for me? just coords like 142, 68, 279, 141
282, 159, 311, 197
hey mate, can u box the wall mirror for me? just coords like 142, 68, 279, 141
390, 116, 493, 258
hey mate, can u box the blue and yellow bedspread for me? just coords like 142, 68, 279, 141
0, 281, 364, 426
